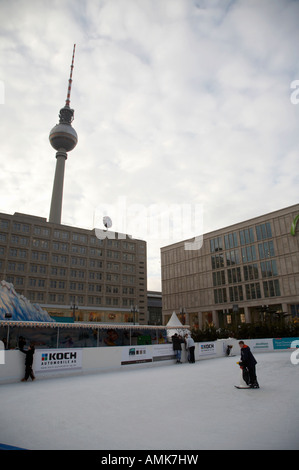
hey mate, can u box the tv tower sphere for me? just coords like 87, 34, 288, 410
49, 116, 78, 152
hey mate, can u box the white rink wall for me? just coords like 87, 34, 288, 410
0, 337, 297, 384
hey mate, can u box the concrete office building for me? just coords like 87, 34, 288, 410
0, 47, 148, 324
161, 204, 299, 328
0, 212, 147, 323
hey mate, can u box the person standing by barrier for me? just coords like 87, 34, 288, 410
172, 333, 183, 363
20, 343, 35, 382
185, 334, 195, 363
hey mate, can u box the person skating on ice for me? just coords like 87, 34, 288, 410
238, 341, 259, 388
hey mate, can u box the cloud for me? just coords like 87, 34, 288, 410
0, 0, 298, 290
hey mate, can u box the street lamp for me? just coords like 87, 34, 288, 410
70, 301, 78, 321
5, 313, 12, 349
130, 305, 139, 325
179, 307, 186, 325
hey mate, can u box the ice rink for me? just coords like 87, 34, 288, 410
0, 351, 298, 450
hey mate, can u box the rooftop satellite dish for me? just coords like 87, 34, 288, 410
103, 216, 112, 230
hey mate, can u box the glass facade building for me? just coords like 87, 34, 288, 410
161, 204, 299, 328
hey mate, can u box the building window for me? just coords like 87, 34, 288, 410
224, 232, 238, 250
245, 283, 261, 300
8, 262, 16, 271
229, 285, 243, 302
211, 254, 225, 269
214, 288, 227, 304
212, 270, 226, 286
12, 223, 21, 231
227, 267, 242, 283
243, 264, 259, 281
256, 222, 272, 241
0, 220, 9, 229
210, 236, 223, 253
72, 233, 87, 243
28, 292, 35, 301
263, 279, 281, 297
260, 260, 278, 278
258, 241, 275, 259
226, 249, 240, 266
291, 305, 299, 318
240, 228, 255, 245
18, 250, 27, 258
241, 245, 257, 263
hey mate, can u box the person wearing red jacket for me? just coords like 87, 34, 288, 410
238, 341, 259, 388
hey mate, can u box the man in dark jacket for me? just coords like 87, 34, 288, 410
238, 341, 259, 388
20, 343, 35, 382
172, 333, 183, 363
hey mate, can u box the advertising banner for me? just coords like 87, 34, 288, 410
198, 342, 216, 356
247, 339, 273, 353
152, 344, 176, 362
121, 345, 152, 365
35, 348, 83, 373
273, 337, 299, 350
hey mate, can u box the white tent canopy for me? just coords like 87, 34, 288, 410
166, 311, 190, 340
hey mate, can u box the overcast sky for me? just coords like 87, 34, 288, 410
0, 0, 298, 291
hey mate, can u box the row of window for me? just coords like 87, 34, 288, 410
212, 260, 278, 286
25, 291, 137, 306
214, 279, 281, 304
0, 221, 137, 251
0, 248, 136, 265
0, 243, 136, 261
1, 235, 137, 253
1, 261, 136, 277
211, 241, 275, 269
4, 275, 137, 288
210, 223, 273, 253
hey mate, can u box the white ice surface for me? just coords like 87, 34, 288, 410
0, 351, 298, 450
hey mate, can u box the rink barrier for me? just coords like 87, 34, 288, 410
0, 336, 298, 384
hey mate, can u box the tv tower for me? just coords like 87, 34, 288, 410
49, 44, 78, 224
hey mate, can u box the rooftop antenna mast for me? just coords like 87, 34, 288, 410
65, 43, 76, 108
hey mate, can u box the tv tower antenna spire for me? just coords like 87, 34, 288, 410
65, 43, 76, 108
